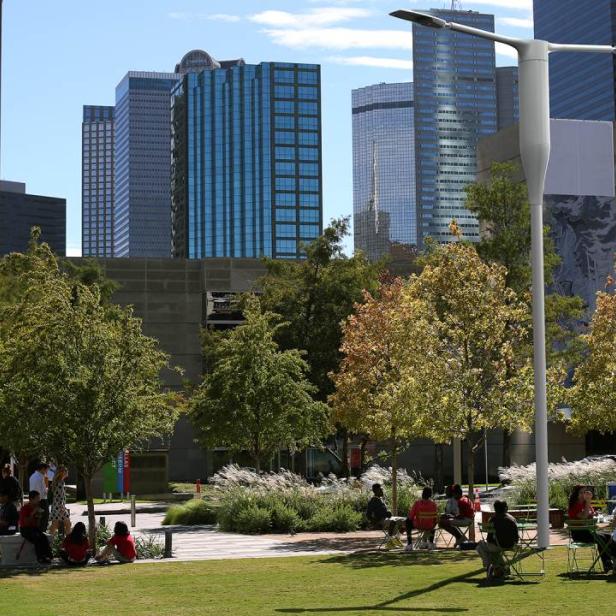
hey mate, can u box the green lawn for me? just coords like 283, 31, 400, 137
0, 548, 612, 616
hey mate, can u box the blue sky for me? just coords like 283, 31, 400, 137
3, 0, 533, 256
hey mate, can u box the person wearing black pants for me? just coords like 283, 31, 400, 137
19, 491, 52, 564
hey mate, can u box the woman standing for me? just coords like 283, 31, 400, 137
49, 466, 71, 539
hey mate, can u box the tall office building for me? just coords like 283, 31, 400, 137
0, 182, 66, 256
534, 0, 616, 121
171, 60, 322, 259
113, 71, 180, 257
352, 82, 416, 261
413, 9, 497, 244
496, 67, 519, 131
82, 106, 114, 257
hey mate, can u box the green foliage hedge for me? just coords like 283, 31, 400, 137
162, 499, 218, 526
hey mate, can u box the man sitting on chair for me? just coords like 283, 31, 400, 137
405, 487, 438, 551
476, 499, 519, 578
366, 483, 401, 542
438, 484, 474, 547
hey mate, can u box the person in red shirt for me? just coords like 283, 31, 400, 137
95, 521, 137, 564
568, 485, 613, 572
19, 491, 53, 564
438, 484, 474, 547
60, 522, 91, 566
405, 487, 438, 551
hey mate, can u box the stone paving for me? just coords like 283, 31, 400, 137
66, 501, 572, 563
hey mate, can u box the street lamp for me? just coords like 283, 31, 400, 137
392, 8, 616, 549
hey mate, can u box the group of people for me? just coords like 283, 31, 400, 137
0, 462, 137, 566
367, 482, 474, 551
367, 481, 616, 579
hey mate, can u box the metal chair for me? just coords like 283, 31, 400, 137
566, 519, 601, 576
410, 511, 438, 549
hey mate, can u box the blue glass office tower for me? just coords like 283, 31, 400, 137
413, 9, 497, 244
171, 61, 322, 259
534, 0, 616, 121
352, 82, 416, 261
113, 71, 180, 257
496, 67, 519, 131
82, 105, 114, 256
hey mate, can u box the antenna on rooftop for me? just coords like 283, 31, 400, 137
450, 0, 462, 10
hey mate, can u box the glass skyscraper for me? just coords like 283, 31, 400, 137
496, 67, 519, 131
534, 0, 616, 121
82, 105, 114, 256
113, 71, 180, 257
171, 61, 322, 259
413, 9, 497, 244
352, 82, 416, 261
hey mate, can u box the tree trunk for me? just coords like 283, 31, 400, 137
502, 429, 511, 469
18, 456, 28, 496
254, 456, 261, 474
340, 429, 350, 478
391, 445, 399, 516
466, 441, 476, 541
434, 444, 444, 494
359, 437, 368, 474
84, 474, 97, 550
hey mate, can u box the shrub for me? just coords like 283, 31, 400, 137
500, 458, 616, 510
135, 534, 165, 559
270, 502, 304, 533
306, 504, 363, 533
162, 499, 218, 526
234, 505, 272, 534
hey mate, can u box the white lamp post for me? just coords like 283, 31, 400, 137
392, 8, 616, 549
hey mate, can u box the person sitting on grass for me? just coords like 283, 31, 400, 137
95, 521, 137, 564
366, 483, 401, 546
60, 522, 91, 566
438, 484, 474, 548
19, 490, 53, 564
405, 486, 438, 551
476, 500, 519, 578
0, 490, 19, 535
568, 485, 613, 573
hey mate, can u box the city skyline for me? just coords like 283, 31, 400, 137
2, 1, 534, 255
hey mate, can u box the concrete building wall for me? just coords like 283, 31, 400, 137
72, 257, 268, 481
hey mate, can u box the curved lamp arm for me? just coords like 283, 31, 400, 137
549, 42, 616, 54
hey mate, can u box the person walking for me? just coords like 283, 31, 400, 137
29, 463, 49, 532
49, 466, 71, 539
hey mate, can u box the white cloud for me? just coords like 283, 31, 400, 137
498, 16, 533, 29
262, 27, 412, 50
168, 12, 241, 22
207, 14, 241, 23
250, 8, 372, 28
495, 42, 518, 60
329, 55, 413, 69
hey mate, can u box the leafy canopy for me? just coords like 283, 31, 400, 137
190, 296, 330, 470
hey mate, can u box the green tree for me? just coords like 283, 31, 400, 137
190, 296, 330, 472
0, 240, 179, 545
406, 244, 535, 536
331, 280, 438, 513
465, 162, 584, 464
259, 218, 382, 474
567, 291, 616, 434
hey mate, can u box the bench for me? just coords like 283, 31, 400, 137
0, 534, 40, 567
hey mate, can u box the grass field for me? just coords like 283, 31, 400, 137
1, 548, 613, 616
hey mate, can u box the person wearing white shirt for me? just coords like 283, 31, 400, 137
29, 463, 49, 531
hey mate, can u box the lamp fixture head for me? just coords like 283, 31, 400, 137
390, 10, 448, 29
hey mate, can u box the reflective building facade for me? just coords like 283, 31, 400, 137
113, 71, 180, 257
171, 62, 322, 259
82, 106, 114, 256
496, 67, 519, 131
413, 9, 497, 244
534, 0, 616, 121
352, 82, 416, 261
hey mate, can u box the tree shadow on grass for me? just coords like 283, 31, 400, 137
317, 550, 478, 570
276, 565, 483, 613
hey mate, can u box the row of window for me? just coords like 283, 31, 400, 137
275, 178, 319, 191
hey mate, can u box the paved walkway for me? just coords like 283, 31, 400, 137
67, 502, 571, 563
